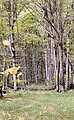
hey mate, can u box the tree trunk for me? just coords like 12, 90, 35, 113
59, 45, 64, 92
11, 0, 17, 90
57, 0, 65, 92
0, 85, 2, 96
48, 39, 52, 88
65, 36, 69, 90
45, 51, 49, 85
32, 53, 38, 83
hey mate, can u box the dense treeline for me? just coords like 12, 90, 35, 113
0, 0, 74, 93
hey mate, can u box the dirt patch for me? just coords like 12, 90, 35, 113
46, 104, 54, 111
4, 97, 16, 101
1, 95, 17, 101
24, 104, 34, 108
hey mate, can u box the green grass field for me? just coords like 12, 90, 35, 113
0, 90, 74, 120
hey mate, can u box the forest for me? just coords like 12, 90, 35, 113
0, 0, 74, 120
0, 0, 74, 94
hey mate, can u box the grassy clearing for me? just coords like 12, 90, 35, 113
0, 90, 74, 120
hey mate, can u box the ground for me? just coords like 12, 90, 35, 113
0, 89, 74, 120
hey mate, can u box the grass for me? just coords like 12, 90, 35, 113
0, 89, 74, 120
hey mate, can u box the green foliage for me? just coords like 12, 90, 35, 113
64, 74, 66, 80
0, 82, 2, 86
0, 0, 74, 90
0, 66, 2, 72
9, 79, 27, 84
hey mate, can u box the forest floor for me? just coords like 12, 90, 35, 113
0, 89, 74, 120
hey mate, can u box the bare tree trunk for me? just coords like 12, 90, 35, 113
59, 45, 64, 92
48, 38, 52, 88
65, 36, 69, 90
10, 0, 17, 90
45, 51, 49, 86
32, 53, 38, 83
44, 39, 52, 88
57, 0, 65, 92
43, 0, 52, 88
53, 44, 59, 91
23, 39, 27, 82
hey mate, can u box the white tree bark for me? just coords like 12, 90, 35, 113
11, 0, 17, 90
65, 36, 69, 90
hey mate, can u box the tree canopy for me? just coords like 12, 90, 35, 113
0, 0, 74, 93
